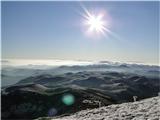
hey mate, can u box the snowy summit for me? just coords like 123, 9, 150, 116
38, 96, 160, 120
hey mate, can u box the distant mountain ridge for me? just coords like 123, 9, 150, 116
2, 62, 159, 87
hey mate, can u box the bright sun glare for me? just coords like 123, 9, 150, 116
82, 7, 109, 36
86, 14, 106, 34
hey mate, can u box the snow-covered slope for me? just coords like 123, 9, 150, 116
44, 96, 160, 120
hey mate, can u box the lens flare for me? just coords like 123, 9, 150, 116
48, 108, 57, 117
62, 94, 75, 106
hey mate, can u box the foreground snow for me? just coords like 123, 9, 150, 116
51, 96, 160, 120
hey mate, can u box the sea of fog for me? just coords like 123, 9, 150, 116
2, 59, 158, 69
1, 59, 95, 69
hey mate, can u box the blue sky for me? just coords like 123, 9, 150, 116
2, 1, 159, 64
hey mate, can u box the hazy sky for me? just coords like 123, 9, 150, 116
2, 1, 159, 65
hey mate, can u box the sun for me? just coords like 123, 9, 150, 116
85, 14, 106, 34
80, 5, 113, 38
82, 8, 108, 36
